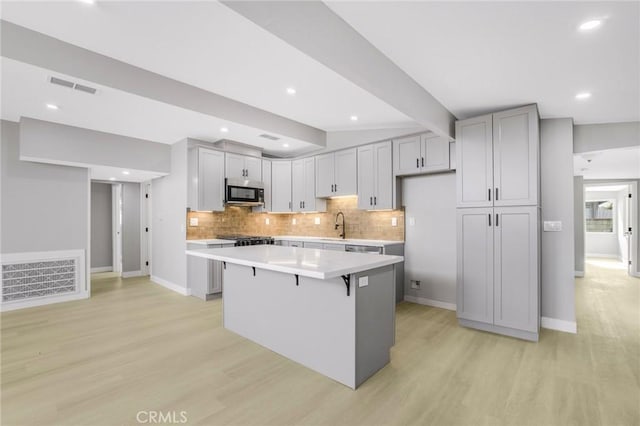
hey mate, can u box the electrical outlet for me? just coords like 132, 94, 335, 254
292, 218, 297, 225
265, 218, 270, 225
358, 276, 369, 287
391, 217, 398, 227
314, 217, 321, 225
189, 217, 199, 227
410, 280, 420, 289
409, 217, 416, 226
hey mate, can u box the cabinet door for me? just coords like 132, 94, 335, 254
253, 159, 271, 212
393, 135, 421, 176
357, 145, 375, 210
245, 156, 262, 181
323, 243, 346, 251
303, 242, 324, 249
302, 157, 316, 211
198, 148, 225, 211
315, 152, 335, 198
374, 141, 393, 210
492, 105, 538, 207
225, 152, 246, 179
422, 133, 450, 173
493, 206, 539, 332
334, 148, 357, 196
455, 115, 493, 207
456, 208, 494, 324
291, 159, 305, 212
271, 161, 292, 212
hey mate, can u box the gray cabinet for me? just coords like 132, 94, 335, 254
316, 149, 357, 197
253, 159, 272, 213
187, 242, 234, 299
303, 242, 324, 249
225, 152, 262, 180
358, 141, 393, 210
393, 133, 450, 176
187, 147, 225, 212
292, 157, 326, 212
456, 105, 538, 208
271, 160, 292, 213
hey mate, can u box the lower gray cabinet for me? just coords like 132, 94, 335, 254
456, 206, 539, 340
187, 243, 233, 300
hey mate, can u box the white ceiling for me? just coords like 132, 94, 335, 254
574, 146, 640, 179
0, 1, 416, 132
0, 58, 317, 155
328, 1, 640, 124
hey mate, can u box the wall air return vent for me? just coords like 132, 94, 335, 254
50, 76, 75, 88
259, 134, 280, 141
74, 83, 97, 94
49, 76, 97, 95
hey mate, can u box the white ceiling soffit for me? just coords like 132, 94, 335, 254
574, 147, 640, 180
90, 166, 162, 184
0, 58, 318, 156
223, 1, 455, 138
584, 184, 629, 192
327, 1, 640, 124
0, 1, 416, 133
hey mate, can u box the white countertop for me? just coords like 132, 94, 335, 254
186, 245, 403, 280
273, 236, 404, 247
186, 239, 236, 245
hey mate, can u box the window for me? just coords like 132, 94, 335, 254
585, 200, 614, 233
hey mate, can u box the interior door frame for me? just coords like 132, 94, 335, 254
112, 183, 123, 275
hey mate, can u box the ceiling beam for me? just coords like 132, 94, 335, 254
0, 20, 326, 147
223, 1, 455, 139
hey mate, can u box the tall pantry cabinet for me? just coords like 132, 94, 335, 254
455, 104, 540, 341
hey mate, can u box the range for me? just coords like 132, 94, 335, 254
219, 235, 275, 247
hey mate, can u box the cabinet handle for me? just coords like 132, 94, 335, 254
331, 184, 333, 192
303, 201, 305, 208
488, 188, 491, 201
334, 183, 337, 192
299, 201, 302, 208
370, 196, 373, 206
421, 157, 424, 167
416, 158, 419, 168
488, 214, 491, 226
495, 188, 499, 200
289, 201, 292, 210
496, 214, 499, 227
374, 196, 377, 205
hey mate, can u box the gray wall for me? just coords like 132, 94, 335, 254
540, 118, 575, 323
574, 176, 585, 274
90, 182, 112, 269
151, 139, 188, 290
585, 190, 620, 258
122, 182, 141, 273
19, 117, 171, 174
1, 120, 89, 258
574, 122, 640, 153
402, 173, 457, 305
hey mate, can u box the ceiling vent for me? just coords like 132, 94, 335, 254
259, 133, 280, 141
49, 76, 97, 95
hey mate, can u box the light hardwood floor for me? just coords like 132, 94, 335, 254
2, 260, 639, 426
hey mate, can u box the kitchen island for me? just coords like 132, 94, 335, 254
186, 245, 404, 389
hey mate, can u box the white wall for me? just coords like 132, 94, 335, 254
151, 140, 188, 293
585, 190, 620, 258
90, 182, 112, 269
540, 118, 575, 325
122, 182, 141, 273
401, 173, 457, 307
1, 120, 90, 287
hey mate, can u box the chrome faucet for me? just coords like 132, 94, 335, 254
335, 211, 346, 239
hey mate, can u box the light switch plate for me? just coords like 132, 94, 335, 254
358, 276, 369, 287
544, 221, 562, 232
314, 217, 321, 225
265, 218, 270, 225
189, 217, 198, 227
391, 217, 398, 227
409, 217, 416, 226
292, 218, 297, 225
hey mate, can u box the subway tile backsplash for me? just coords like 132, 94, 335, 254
187, 196, 404, 241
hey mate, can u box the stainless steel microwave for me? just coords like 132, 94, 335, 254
225, 178, 264, 206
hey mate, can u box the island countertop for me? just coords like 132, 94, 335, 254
185, 245, 403, 280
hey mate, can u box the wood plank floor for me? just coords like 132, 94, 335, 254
2, 260, 639, 426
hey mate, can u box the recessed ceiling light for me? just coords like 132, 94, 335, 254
579, 20, 601, 31
350, 115, 358, 121
46, 103, 59, 110
283, 143, 290, 148
575, 92, 592, 100
286, 87, 296, 95
109, 177, 116, 181
220, 127, 229, 133
122, 171, 130, 175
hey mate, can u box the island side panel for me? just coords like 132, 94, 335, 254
223, 263, 357, 388
354, 265, 396, 387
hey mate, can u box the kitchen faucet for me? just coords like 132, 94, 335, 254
335, 211, 346, 239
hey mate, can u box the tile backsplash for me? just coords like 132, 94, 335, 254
187, 196, 404, 241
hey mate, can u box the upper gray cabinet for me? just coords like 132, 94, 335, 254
357, 141, 393, 210
271, 160, 292, 213
293, 157, 326, 212
456, 105, 539, 208
253, 159, 272, 213
225, 152, 262, 181
393, 133, 450, 176
315, 148, 357, 197
187, 146, 225, 212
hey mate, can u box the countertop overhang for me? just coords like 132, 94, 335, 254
186, 245, 403, 280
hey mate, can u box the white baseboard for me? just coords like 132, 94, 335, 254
1, 292, 89, 312
91, 266, 113, 273
150, 275, 191, 296
541, 317, 577, 334
574, 270, 585, 278
586, 253, 619, 259
404, 295, 456, 311
122, 270, 143, 278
